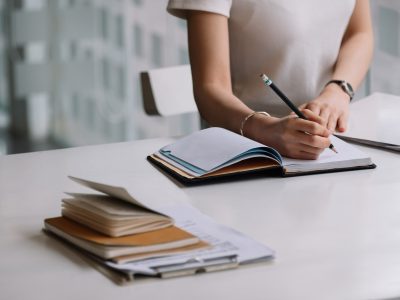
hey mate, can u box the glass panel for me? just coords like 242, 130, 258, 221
371, 2, 400, 95
100, 7, 108, 40
379, 6, 399, 57
179, 47, 189, 65
115, 14, 124, 49
102, 57, 110, 90
133, 23, 143, 58
4, 1, 200, 153
117, 65, 125, 99
132, 0, 143, 7
151, 33, 163, 67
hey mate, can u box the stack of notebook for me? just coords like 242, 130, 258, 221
43, 177, 208, 265
43, 176, 276, 285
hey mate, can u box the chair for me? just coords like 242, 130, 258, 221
140, 65, 198, 117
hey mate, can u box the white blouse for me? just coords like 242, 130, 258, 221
167, 0, 356, 117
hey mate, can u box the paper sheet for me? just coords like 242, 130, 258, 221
281, 136, 372, 172
159, 127, 281, 174
105, 203, 274, 274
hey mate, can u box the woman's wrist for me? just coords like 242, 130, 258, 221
241, 112, 278, 141
240, 111, 271, 136
322, 82, 352, 104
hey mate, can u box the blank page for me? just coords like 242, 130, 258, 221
282, 136, 372, 173
160, 127, 280, 173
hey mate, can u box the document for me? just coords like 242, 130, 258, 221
104, 203, 274, 275
45, 177, 274, 282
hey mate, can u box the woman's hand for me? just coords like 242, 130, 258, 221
299, 84, 351, 133
245, 109, 331, 160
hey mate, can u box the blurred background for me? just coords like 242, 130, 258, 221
0, 0, 399, 155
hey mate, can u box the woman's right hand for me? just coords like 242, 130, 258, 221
245, 109, 332, 160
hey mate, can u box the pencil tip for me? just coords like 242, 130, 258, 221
331, 146, 338, 154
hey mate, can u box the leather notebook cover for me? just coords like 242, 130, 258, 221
147, 154, 281, 183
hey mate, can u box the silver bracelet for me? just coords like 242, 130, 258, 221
240, 111, 270, 136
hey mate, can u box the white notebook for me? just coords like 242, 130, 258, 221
148, 127, 375, 182
336, 93, 400, 151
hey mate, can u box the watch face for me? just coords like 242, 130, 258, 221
341, 81, 354, 99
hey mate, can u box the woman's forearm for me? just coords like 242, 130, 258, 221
330, 0, 374, 90
331, 31, 374, 89
193, 83, 253, 134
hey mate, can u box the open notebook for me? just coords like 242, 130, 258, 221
148, 127, 375, 183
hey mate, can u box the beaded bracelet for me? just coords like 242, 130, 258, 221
240, 111, 270, 136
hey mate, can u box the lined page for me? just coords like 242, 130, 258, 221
282, 136, 372, 173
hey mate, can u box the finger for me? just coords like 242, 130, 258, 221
337, 114, 348, 132
294, 130, 331, 149
281, 141, 324, 160
300, 109, 325, 126
296, 141, 326, 155
292, 104, 307, 117
319, 108, 330, 128
288, 150, 320, 160
298, 103, 307, 110
304, 103, 321, 115
299, 151, 322, 160
327, 114, 338, 132
290, 118, 330, 137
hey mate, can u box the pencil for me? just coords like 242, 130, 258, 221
260, 74, 338, 154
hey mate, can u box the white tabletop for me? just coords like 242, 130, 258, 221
1, 137, 400, 300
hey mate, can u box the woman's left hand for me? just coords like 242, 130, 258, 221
299, 84, 351, 133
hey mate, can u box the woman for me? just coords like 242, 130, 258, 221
167, 0, 373, 159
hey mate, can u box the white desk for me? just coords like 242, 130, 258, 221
1, 138, 400, 300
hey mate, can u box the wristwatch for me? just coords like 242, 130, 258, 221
326, 80, 354, 101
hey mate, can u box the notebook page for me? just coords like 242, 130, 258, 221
282, 136, 372, 173
160, 127, 280, 173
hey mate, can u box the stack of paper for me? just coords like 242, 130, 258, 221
43, 177, 275, 284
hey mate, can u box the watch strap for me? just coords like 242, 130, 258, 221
326, 80, 354, 101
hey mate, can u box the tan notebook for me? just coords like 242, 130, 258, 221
44, 217, 202, 259
61, 193, 173, 237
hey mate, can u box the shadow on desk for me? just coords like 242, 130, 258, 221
33, 230, 92, 270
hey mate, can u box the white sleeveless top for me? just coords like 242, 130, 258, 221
167, 0, 356, 117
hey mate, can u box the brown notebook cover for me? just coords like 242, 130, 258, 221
45, 217, 197, 246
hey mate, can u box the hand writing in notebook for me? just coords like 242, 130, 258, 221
246, 109, 332, 160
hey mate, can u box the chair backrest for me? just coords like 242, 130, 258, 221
140, 65, 198, 116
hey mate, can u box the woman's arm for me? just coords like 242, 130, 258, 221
301, 0, 374, 132
187, 11, 331, 159
187, 11, 252, 132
